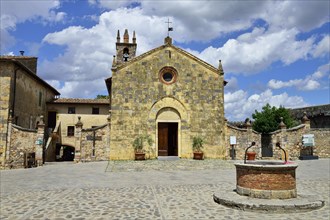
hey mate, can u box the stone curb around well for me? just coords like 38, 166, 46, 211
213, 190, 325, 213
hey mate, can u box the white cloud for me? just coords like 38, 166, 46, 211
52, 80, 108, 98
262, 1, 330, 32
268, 63, 329, 91
225, 89, 307, 120
94, 0, 135, 10
40, 8, 178, 97
4, 51, 15, 56
312, 35, 330, 58
195, 28, 315, 74
35, 1, 329, 99
90, 0, 329, 41
0, 0, 66, 53
46, 11, 67, 23
0, 0, 61, 23
46, 80, 61, 90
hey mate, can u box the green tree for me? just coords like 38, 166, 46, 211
252, 104, 298, 134
95, 95, 109, 99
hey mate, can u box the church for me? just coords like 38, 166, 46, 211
2, 29, 329, 169
106, 30, 227, 160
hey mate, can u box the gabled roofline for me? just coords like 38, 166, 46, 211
112, 43, 220, 74
1, 58, 60, 95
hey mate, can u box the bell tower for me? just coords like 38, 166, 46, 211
115, 29, 137, 65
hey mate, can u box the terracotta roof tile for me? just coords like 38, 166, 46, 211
49, 98, 109, 104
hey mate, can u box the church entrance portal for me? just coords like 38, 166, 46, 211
158, 122, 178, 156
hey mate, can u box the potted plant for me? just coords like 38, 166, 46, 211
246, 151, 256, 160
132, 134, 153, 160
192, 136, 204, 160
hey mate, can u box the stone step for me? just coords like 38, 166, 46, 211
157, 156, 180, 161
44, 161, 75, 165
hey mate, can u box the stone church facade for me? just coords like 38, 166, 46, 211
107, 30, 226, 160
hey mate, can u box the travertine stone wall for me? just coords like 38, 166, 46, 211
110, 45, 225, 160
14, 68, 55, 128
1, 61, 56, 129
270, 123, 330, 160
312, 128, 330, 158
80, 124, 110, 161
6, 125, 37, 169
225, 124, 262, 160
226, 118, 329, 161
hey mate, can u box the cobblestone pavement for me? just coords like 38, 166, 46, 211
0, 159, 329, 220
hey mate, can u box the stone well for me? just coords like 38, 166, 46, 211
235, 161, 298, 199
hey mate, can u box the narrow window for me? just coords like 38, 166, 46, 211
68, 107, 75, 114
67, 126, 75, 136
39, 92, 42, 107
92, 107, 99, 115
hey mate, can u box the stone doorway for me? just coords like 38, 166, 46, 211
158, 122, 178, 156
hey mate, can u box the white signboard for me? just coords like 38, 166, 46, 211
302, 134, 314, 147
230, 136, 236, 145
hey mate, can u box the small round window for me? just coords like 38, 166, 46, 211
163, 72, 173, 82
159, 66, 177, 85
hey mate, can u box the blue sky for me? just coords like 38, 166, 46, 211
1, 0, 329, 121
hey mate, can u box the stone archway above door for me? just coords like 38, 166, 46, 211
148, 96, 188, 122
157, 107, 181, 121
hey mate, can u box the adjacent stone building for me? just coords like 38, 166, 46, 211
106, 30, 226, 160
0, 56, 60, 167
289, 104, 330, 128
46, 98, 110, 146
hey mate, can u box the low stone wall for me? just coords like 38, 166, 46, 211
269, 119, 330, 160
80, 124, 109, 161
311, 128, 330, 158
225, 123, 261, 160
6, 124, 37, 169
270, 125, 306, 160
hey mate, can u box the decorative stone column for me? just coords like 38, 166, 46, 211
74, 116, 83, 162
36, 115, 45, 166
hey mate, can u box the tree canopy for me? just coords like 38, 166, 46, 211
95, 95, 109, 99
252, 104, 298, 134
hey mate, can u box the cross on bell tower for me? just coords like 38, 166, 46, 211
115, 29, 137, 65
